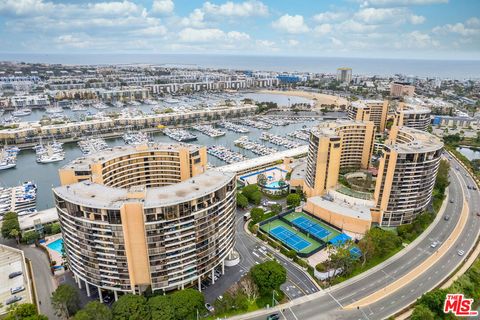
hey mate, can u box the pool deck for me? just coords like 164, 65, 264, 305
43, 235, 63, 268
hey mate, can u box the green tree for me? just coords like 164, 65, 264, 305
51, 284, 80, 319
170, 289, 204, 320
112, 295, 150, 320
5, 303, 48, 320
416, 289, 449, 317
270, 204, 282, 215
256, 173, 267, 186
147, 295, 174, 320
22, 230, 40, 244
250, 261, 287, 297
249, 191, 262, 205
50, 223, 62, 234
286, 193, 301, 207
236, 193, 249, 209
1, 212, 20, 239
435, 160, 450, 194
250, 208, 265, 224
74, 301, 112, 320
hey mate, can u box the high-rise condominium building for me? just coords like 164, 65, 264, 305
347, 100, 389, 133
394, 102, 431, 131
390, 82, 415, 97
53, 144, 236, 299
371, 126, 443, 226
305, 120, 375, 197
336, 67, 352, 83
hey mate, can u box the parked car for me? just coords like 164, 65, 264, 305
444, 215, 450, 221
103, 295, 113, 304
5, 296, 22, 305
457, 250, 465, 256
267, 314, 280, 320
8, 271, 22, 279
450, 199, 454, 203
476, 212, 480, 217
205, 303, 214, 313
10, 286, 25, 294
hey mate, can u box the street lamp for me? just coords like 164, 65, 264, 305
272, 289, 278, 307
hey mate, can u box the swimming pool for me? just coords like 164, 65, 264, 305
47, 238, 64, 254
264, 181, 289, 189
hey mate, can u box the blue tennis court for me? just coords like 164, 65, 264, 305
291, 216, 332, 239
330, 233, 352, 247
269, 226, 311, 251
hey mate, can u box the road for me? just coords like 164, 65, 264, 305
245, 155, 480, 320
203, 207, 319, 303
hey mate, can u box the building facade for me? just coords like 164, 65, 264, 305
304, 120, 375, 197
336, 67, 352, 83
372, 126, 443, 226
53, 144, 236, 299
347, 100, 389, 133
390, 82, 415, 97
394, 102, 431, 131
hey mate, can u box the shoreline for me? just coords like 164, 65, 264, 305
257, 89, 349, 108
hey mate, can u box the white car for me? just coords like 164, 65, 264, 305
205, 303, 214, 313
430, 241, 439, 248
457, 250, 465, 256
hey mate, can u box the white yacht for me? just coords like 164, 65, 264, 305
12, 108, 32, 117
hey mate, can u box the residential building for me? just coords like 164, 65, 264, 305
390, 82, 415, 97
336, 67, 352, 83
53, 144, 236, 299
347, 100, 389, 133
394, 102, 431, 131
371, 126, 443, 226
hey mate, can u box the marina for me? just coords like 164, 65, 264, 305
78, 137, 109, 155
260, 132, 301, 149
287, 129, 311, 141
0, 147, 19, 170
207, 145, 246, 164
242, 119, 272, 130
0, 181, 37, 218
218, 121, 250, 133
123, 132, 151, 145
192, 124, 226, 138
234, 136, 278, 156
163, 128, 198, 142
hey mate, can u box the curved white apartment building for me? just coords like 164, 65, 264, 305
53, 143, 236, 299
394, 102, 431, 132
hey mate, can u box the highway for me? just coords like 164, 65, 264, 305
243, 155, 480, 320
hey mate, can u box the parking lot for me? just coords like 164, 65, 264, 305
0, 245, 32, 315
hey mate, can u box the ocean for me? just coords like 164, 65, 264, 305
1, 53, 479, 80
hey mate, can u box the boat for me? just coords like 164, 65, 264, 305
12, 108, 32, 117
71, 104, 88, 112
0, 162, 16, 170
45, 106, 63, 114
93, 102, 109, 110
37, 152, 65, 163
163, 128, 197, 142
112, 101, 124, 108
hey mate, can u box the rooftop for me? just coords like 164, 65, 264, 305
389, 126, 444, 153
19, 207, 58, 231
61, 143, 202, 172
311, 119, 374, 138
53, 170, 235, 209
307, 196, 372, 221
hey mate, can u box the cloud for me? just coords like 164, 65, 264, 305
88, 1, 141, 16
314, 24, 332, 36
395, 30, 439, 48
466, 17, 480, 27
178, 28, 250, 43
54, 34, 92, 49
287, 39, 299, 46
354, 7, 425, 25
337, 20, 377, 33
433, 22, 478, 36
0, 0, 54, 16
313, 11, 346, 23
272, 14, 309, 34
180, 8, 205, 27
202, 0, 268, 18
133, 25, 168, 37
359, 0, 448, 7
151, 0, 174, 15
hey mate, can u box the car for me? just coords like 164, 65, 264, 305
267, 313, 280, 320
205, 303, 215, 313
431, 241, 439, 248
444, 215, 450, 221
10, 286, 25, 294
103, 295, 113, 304
8, 271, 22, 279
450, 199, 454, 203
5, 296, 22, 305
457, 250, 465, 256
477, 212, 480, 217
473, 186, 478, 191
467, 186, 472, 190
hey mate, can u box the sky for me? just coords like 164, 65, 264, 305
0, 0, 479, 60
